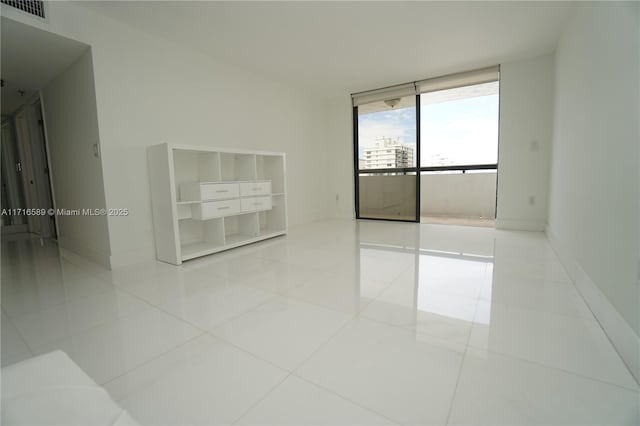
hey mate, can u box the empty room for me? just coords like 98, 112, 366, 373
1, 1, 638, 425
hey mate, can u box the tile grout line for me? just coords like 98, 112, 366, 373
99, 331, 207, 390
228, 371, 294, 425
204, 293, 361, 376
465, 344, 640, 394
354, 280, 637, 391
264, 310, 404, 424
10, 257, 222, 389
1, 311, 35, 359
443, 291, 480, 425
292, 372, 402, 425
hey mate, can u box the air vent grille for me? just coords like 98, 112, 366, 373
1, 0, 45, 18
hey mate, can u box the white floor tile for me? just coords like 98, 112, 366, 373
259, 244, 347, 272
283, 272, 391, 315
482, 276, 594, 319
243, 262, 319, 293
109, 264, 236, 306
9, 289, 150, 349
361, 295, 476, 346
296, 318, 464, 425
1, 262, 113, 318
448, 348, 640, 425
330, 251, 413, 284
361, 266, 480, 345
101, 260, 186, 287
236, 375, 396, 425
212, 296, 351, 370
159, 284, 275, 329
469, 301, 638, 389
103, 334, 287, 425
492, 256, 572, 283
1, 312, 32, 366
3, 221, 637, 426
30, 306, 202, 384
194, 254, 284, 285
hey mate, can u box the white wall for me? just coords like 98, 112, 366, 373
5, 3, 332, 267
496, 54, 554, 231
547, 3, 639, 376
41, 49, 111, 267
324, 96, 354, 219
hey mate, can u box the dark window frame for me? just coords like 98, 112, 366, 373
353, 86, 500, 222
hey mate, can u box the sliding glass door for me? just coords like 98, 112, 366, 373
419, 81, 500, 224
354, 94, 418, 221
353, 66, 500, 223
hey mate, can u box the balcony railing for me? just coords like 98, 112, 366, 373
357, 164, 497, 221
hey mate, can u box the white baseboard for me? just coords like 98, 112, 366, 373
495, 218, 546, 231
546, 228, 640, 385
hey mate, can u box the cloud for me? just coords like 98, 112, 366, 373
358, 106, 416, 150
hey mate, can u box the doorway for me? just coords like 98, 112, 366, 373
1, 97, 56, 238
1, 15, 90, 242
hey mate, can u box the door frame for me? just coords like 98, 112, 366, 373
353, 94, 422, 223
353, 85, 500, 223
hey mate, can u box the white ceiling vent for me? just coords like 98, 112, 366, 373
1, 0, 45, 19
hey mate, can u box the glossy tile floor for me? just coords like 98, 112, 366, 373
2, 220, 639, 425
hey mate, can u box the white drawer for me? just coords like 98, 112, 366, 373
239, 181, 271, 197
180, 183, 239, 201
200, 183, 239, 201
193, 199, 241, 220
241, 196, 272, 213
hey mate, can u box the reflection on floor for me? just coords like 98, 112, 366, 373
2, 220, 638, 425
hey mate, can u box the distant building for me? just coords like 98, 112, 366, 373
363, 137, 414, 169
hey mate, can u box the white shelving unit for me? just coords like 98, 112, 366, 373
148, 143, 287, 265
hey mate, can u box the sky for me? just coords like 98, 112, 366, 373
358, 88, 499, 168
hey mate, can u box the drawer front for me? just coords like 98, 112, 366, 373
241, 196, 272, 212
239, 181, 271, 197
200, 183, 239, 201
195, 199, 241, 219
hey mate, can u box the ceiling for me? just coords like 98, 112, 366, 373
1, 17, 89, 115
83, 1, 574, 97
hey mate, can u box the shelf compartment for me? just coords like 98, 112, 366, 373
259, 195, 286, 235
197, 152, 221, 182
179, 218, 225, 260
173, 150, 221, 189
256, 155, 285, 194
221, 153, 256, 181
176, 203, 193, 220
224, 213, 259, 244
